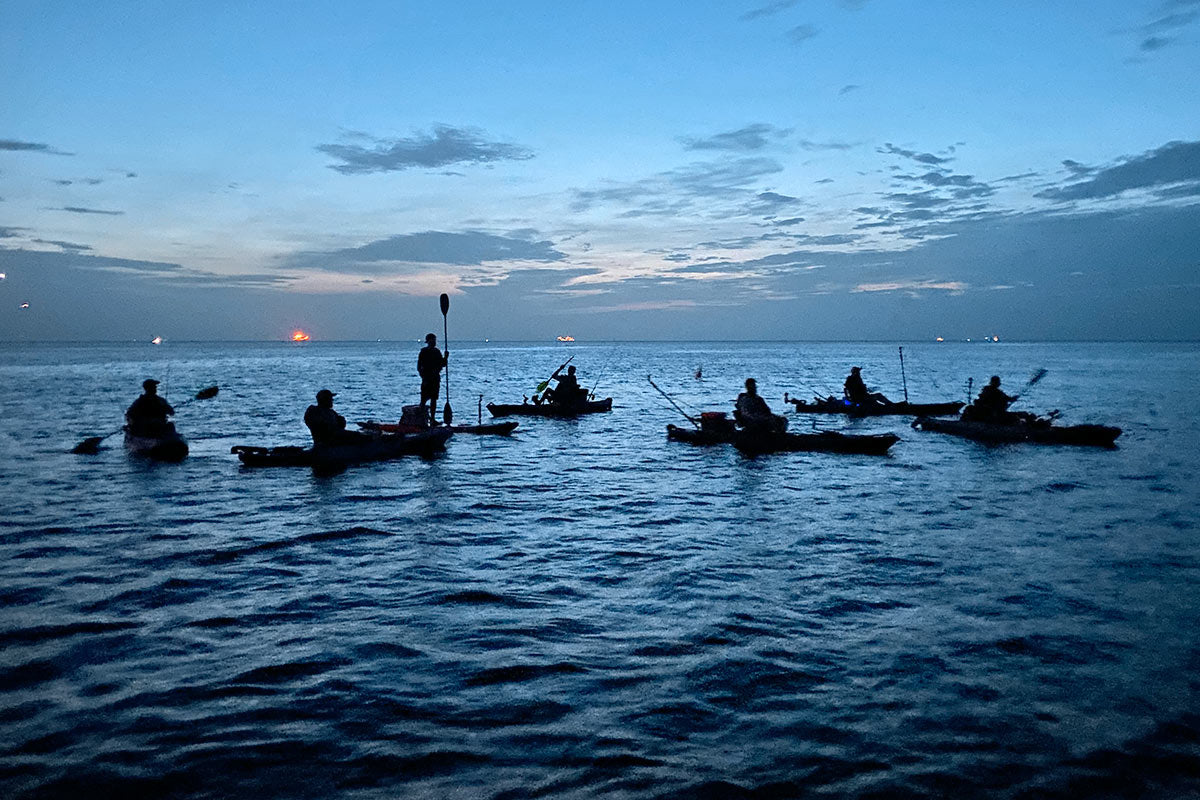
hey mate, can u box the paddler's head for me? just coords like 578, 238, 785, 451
316, 388, 336, 407
142, 378, 159, 395
425, 333, 437, 345
745, 378, 757, 394
989, 376, 1001, 387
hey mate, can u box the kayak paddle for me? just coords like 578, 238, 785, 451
440, 293, 452, 425
72, 384, 219, 454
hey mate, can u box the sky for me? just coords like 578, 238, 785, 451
1, 0, 1198, 341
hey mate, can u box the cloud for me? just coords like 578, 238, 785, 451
57, 206, 124, 215
787, 24, 819, 45
740, 1, 798, 21
745, 191, 803, 215
852, 279, 967, 294
1136, 1, 1200, 51
679, 123, 790, 152
0, 139, 73, 156
32, 238, 92, 252
1036, 140, 1200, 201
0, 225, 24, 238
285, 230, 567, 274
838, 84, 861, 96
797, 139, 855, 151
570, 157, 783, 214
316, 125, 534, 174
879, 143, 952, 166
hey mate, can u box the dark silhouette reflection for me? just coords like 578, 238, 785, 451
123, 378, 188, 461
231, 389, 450, 468
487, 360, 613, 418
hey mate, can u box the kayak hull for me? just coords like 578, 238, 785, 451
487, 398, 613, 417
735, 430, 900, 456
789, 397, 963, 417
666, 424, 733, 445
668, 424, 899, 455
124, 429, 188, 462
912, 416, 1121, 447
231, 428, 451, 468
359, 420, 520, 436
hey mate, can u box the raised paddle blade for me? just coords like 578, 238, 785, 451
1028, 368, 1048, 386
440, 293, 450, 316
194, 385, 219, 400
443, 401, 453, 425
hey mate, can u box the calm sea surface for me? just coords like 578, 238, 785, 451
1, 340, 1198, 799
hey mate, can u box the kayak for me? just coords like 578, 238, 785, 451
912, 416, 1121, 447
666, 423, 734, 445
787, 395, 962, 417
358, 420, 520, 436
231, 428, 451, 468
734, 429, 900, 456
124, 426, 188, 462
487, 398, 613, 417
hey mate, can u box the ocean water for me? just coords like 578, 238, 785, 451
0, 340, 1197, 799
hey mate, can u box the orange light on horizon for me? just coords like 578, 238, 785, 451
291, 330, 311, 342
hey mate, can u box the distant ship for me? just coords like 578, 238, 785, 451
556, 335, 575, 342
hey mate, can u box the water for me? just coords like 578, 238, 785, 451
1, 340, 1198, 799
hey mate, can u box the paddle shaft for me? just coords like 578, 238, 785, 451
440, 293, 452, 424
898, 346, 909, 403
537, 355, 573, 393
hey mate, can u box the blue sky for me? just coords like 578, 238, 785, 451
2, 0, 1198, 340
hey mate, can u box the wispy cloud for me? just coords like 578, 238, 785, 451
57, 206, 124, 215
679, 123, 790, 152
32, 238, 92, 252
1036, 140, 1200, 201
852, 279, 966, 293
0, 139, 73, 156
285, 230, 566, 274
740, 0, 798, 21
879, 143, 953, 166
1136, 0, 1200, 52
838, 84, 861, 96
570, 157, 783, 214
316, 125, 534, 174
787, 24, 819, 45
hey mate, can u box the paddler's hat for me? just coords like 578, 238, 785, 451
851, 366, 861, 373
142, 379, 159, 390
316, 388, 336, 401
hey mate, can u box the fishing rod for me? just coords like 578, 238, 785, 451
647, 375, 699, 427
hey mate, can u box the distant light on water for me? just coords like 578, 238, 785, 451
291, 330, 311, 342
936, 337, 944, 342
0, 272, 6, 280
151, 336, 163, 345
19, 302, 29, 309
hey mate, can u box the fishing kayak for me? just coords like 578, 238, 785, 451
734, 429, 900, 456
666, 423, 734, 445
487, 398, 613, 417
787, 395, 963, 417
231, 428, 451, 468
912, 416, 1122, 447
358, 420, 520, 436
124, 426, 189, 462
